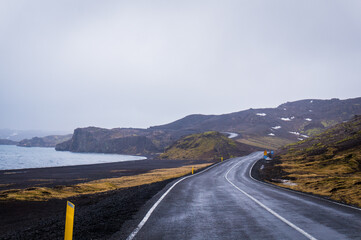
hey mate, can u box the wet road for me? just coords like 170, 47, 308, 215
125, 152, 361, 240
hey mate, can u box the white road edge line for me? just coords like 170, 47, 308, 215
126, 161, 224, 240
225, 158, 318, 240
249, 157, 361, 212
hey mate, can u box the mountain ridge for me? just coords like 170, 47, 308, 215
56, 97, 361, 155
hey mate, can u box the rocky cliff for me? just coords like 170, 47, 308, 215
55, 127, 160, 155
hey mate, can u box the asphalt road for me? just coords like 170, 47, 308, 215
122, 152, 361, 240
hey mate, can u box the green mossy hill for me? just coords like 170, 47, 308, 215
159, 131, 259, 161
265, 115, 361, 207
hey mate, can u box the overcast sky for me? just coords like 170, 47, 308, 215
1, 0, 361, 132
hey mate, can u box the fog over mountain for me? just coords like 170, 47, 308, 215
1, 1, 361, 132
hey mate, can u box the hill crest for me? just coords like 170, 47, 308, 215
159, 131, 260, 161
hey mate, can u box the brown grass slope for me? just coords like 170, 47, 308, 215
0, 164, 210, 201
159, 131, 261, 161
271, 115, 361, 207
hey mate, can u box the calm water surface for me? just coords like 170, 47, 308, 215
0, 145, 146, 170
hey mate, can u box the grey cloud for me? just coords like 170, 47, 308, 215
0, 0, 360, 131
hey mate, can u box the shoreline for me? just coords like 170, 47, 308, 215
0, 158, 209, 191
0, 145, 149, 171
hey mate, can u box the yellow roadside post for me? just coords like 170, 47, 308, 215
64, 201, 75, 240
221, 157, 223, 162
192, 166, 194, 174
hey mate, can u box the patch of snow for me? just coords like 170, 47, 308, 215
309, 110, 313, 112
223, 132, 239, 139
256, 113, 267, 116
289, 131, 300, 135
283, 108, 287, 111
260, 165, 264, 170
281, 117, 291, 121
271, 126, 281, 130
268, 133, 275, 136
305, 118, 312, 121
281, 180, 298, 186
290, 116, 295, 120
310, 100, 313, 103
301, 134, 309, 138
298, 138, 304, 141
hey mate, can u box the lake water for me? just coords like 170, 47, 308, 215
0, 145, 146, 170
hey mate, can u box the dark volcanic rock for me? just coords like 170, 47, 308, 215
56, 127, 161, 155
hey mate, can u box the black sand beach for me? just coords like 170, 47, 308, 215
0, 159, 208, 239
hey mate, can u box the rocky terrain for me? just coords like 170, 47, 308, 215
17, 134, 72, 148
257, 115, 361, 207
159, 131, 260, 161
56, 97, 361, 155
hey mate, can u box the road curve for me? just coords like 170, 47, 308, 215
123, 152, 361, 240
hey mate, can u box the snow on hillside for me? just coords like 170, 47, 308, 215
281, 118, 291, 121
289, 131, 300, 135
223, 132, 239, 139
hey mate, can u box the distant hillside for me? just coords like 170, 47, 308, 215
259, 115, 361, 207
0, 139, 18, 145
0, 129, 69, 142
18, 134, 72, 148
152, 97, 361, 149
56, 97, 361, 155
159, 131, 261, 161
